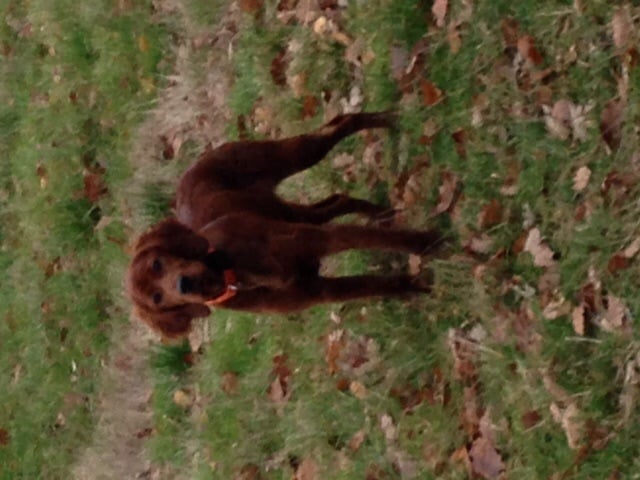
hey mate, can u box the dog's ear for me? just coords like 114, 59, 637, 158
135, 218, 208, 259
135, 303, 211, 339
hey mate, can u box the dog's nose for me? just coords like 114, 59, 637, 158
177, 276, 194, 294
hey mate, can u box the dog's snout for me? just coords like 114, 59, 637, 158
177, 275, 195, 294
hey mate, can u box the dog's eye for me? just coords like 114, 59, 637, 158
152, 259, 162, 273
152, 292, 163, 305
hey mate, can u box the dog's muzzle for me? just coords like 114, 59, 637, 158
177, 276, 195, 294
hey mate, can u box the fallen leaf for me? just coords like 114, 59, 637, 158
380, 413, 398, 443
350, 380, 367, 399
469, 436, 505, 479
295, 457, 317, 480
611, 7, 632, 50
572, 304, 586, 336
465, 233, 494, 255
432, 0, 448, 28
550, 402, 582, 450
447, 23, 462, 53
0, 428, 9, 446
543, 99, 593, 141
624, 237, 640, 258
348, 429, 366, 452
239, 0, 263, 13
524, 228, 556, 267
137, 35, 149, 53
452, 128, 467, 158
390, 45, 409, 82
173, 389, 194, 408
345, 37, 375, 67
270, 49, 288, 86
325, 329, 345, 375
434, 171, 459, 214
572, 166, 591, 192
36, 163, 48, 189
302, 95, 319, 119
517, 35, 543, 65
477, 199, 503, 229
420, 79, 443, 106
602, 294, 630, 333
408, 254, 422, 275
83, 168, 108, 203
607, 253, 629, 274
600, 99, 624, 152
500, 17, 519, 47
268, 354, 292, 407
521, 410, 541, 428
235, 463, 261, 480
221, 371, 239, 395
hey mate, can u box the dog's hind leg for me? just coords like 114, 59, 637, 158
198, 112, 395, 189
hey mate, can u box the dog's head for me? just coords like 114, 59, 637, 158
126, 219, 225, 338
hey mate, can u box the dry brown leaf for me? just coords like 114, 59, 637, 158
432, 0, 448, 28
408, 254, 422, 276
345, 37, 375, 67
435, 171, 459, 214
349, 380, 367, 399
221, 372, 239, 395
295, 457, 318, 480
348, 429, 366, 452
612, 7, 632, 50
448, 329, 478, 384
325, 329, 345, 375
380, 413, 398, 443
270, 49, 288, 86
420, 79, 444, 106
452, 129, 467, 158
623, 237, 640, 258
524, 228, 556, 268
173, 389, 194, 408
500, 17, 519, 47
468, 436, 505, 479
0, 428, 11, 447
602, 294, 630, 333
268, 354, 292, 407
83, 169, 108, 203
239, 0, 263, 14
390, 45, 409, 82
600, 99, 624, 152
477, 199, 503, 229
542, 295, 571, 320
517, 35, 544, 65
550, 402, 582, 450
465, 234, 494, 255
543, 99, 593, 142
521, 410, 541, 429
573, 166, 591, 192
608, 253, 629, 274
471, 93, 489, 127
572, 304, 586, 336
447, 23, 462, 53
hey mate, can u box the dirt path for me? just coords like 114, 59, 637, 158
72, 2, 236, 478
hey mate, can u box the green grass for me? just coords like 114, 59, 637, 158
141, 0, 640, 478
0, 0, 174, 478
4, 0, 638, 478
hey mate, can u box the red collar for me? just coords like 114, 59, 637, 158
204, 246, 237, 305
205, 269, 237, 305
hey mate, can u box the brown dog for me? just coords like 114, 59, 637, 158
127, 112, 444, 337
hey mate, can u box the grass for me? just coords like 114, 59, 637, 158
0, 0, 173, 478
2, 0, 638, 478
142, 0, 640, 478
